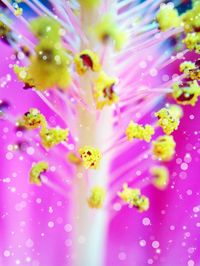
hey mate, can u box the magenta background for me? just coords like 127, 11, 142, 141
1, 38, 200, 266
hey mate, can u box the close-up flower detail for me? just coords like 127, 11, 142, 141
29, 161, 49, 186
172, 80, 200, 106
74, 49, 101, 75
22, 108, 47, 129
93, 71, 118, 109
40, 127, 69, 149
118, 183, 149, 212
150, 165, 169, 190
126, 121, 155, 142
152, 135, 176, 161
87, 186, 106, 209
1, 0, 200, 266
155, 107, 180, 135
78, 146, 101, 169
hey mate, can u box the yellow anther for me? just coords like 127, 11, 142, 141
192, 0, 199, 7
40, 127, 69, 149
183, 33, 200, 54
118, 184, 149, 212
173, 80, 200, 106
180, 60, 200, 80
78, 146, 102, 169
94, 14, 127, 50
150, 166, 169, 189
74, 49, 101, 75
93, 71, 118, 109
87, 186, 106, 209
30, 16, 62, 42
156, 3, 181, 31
181, 3, 200, 33
189, 68, 200, 80
67, 152, 82, 165
118, 183, 140, 206
20, 45, 31, 58
28, 41, 71, 90
14, 7, 23, 16
78, 0, 100, 9
126, 121, 154, 142
22, 108, 47, 129
168, 104, 183, 119
136, 195, 150, 212
29, 161, 48, 186
14, 65, 35, 89
0, 20, 11, 39
180, 61, 196, 74
152, 135, 176, 161
155, 107, 180, 135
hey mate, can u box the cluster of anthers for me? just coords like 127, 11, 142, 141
1, 0, 200, 213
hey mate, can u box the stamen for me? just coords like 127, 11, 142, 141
150, 165, 169, 190
29, 161, 48, 186
118, 183, 149, 212
87, 186, 106, 209
78, 146, 102, 170
152, 135, 176, 161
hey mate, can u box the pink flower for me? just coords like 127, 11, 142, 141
0, 1, 200, 266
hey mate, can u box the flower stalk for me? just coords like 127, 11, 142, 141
71, 3, 115, 265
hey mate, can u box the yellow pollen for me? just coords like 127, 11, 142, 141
94, 14, 128, 50
152, 135, 176, 161
168, 104, 183, 119
78, 0, 101, 9
14, 7, 23, 17
126, 121, 155, 142
87, 186, 106, 209
150, 166, 169, 189
118, 183, 149, 212
180, 61, 196, 74
22, 108, 47, 129
181, 2, 200, 34
173, 80, 200, 106
156, 3, 181, 31
67, 152, 82, 165
14, 65, 35, 89
74, 49, 101, 75
94, 71, 118, 109
40, 127, 69, 149
155, 107, 180, 135
27, 41, 71, 91
183, 33, 200, 54
29, 161, 48, 186
30, 16, 62, 42
78, 146, 102, 169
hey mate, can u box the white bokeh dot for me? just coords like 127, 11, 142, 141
150, 68, 157, 77
142, 217, 151, 226
3, 250, 10, 257
48, 221, 54, 228
181, 163, 188, 171
118, 252, 126, 261
113, 203, 121, 211
147, 258, 154, 265
152, 241, 159, 249
6, 152, 13, 160
26, 238, 34, 248
64, 224, 72, 232
170, 225, 175, 231
188, 260, 195, 266
139, 240, 146, 247
26, 147, 35, 155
